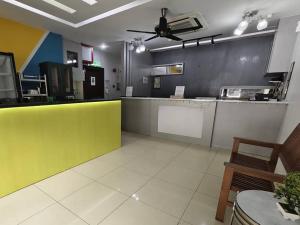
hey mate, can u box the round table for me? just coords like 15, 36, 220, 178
231, 190, 300, 225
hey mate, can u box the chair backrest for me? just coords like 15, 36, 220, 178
280, 123, 300, 172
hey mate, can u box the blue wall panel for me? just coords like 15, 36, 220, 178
23, 32, 63, 76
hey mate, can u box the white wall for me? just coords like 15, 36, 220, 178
268, 15, 300, 72
93, 48, 122, 100
276, 24, 300, 174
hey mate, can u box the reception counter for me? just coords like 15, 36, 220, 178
0, 100, 121, 197
122, 97, 287, 156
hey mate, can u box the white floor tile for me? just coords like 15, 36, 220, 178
156, 164, 204, 191
135, 178, 194, 218
197, 174, 222, 198
183, 193, 224, 225
97, 167, 151, 195
72, 158, 120, 180
170, 145, 216, 172
207, 149, 231, 177
99, 199, 178, 225
19, 203, 88, 225
36, 170, 93, 201
0, 186, 55, 225
60, 182, 127, 225
123, 157, 166, 176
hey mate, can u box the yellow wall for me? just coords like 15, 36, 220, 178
0, 17, 45, 71
0, 101, 121, 197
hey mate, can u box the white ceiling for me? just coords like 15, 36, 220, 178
0, 0, 300, 50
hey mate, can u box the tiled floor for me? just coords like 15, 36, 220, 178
0, 132, 234, 225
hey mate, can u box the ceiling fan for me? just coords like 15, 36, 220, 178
127, 8, 202, 42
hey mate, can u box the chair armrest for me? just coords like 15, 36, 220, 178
233, 137, 281, 149
224, 162, 285, 183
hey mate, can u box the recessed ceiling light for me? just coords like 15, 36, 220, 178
99, 43, 108, 49
42, 0, 76, 14
81, 0, 98, 5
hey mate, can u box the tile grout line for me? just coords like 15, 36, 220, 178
176, 148, 217, 225
34, 185, 91, 225
96, 142, 191, 225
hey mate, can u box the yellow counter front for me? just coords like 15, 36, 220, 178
0, 100, 121, 198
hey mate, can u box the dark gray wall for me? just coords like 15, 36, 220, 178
151, 35, 274, 98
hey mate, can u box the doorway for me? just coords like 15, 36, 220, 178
83, 66, 104, 99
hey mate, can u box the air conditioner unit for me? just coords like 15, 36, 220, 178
168, 12, 207, 35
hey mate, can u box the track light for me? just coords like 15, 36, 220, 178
139, 44, 146, 52
238, 20, 249, 31
182, 42, 185, 49
211, 37, 215, 45
129, 43, 135, 51
234, 28, 244, 36
197, 40, 200, 47
257, 18, 268, 31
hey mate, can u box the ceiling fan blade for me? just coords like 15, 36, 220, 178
166, 34, 182, 41
145, 35, 159, 42
127, 29, 156, 34
170, 26, 202, 35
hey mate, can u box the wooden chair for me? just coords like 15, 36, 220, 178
215, 123, 300, 222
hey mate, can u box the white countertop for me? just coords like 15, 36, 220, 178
121, 97, 288, 104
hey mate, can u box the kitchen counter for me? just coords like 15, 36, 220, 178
122, 97, 288, 157
121, 97, 288, 104
0, 98, 121, 108
0, 100, 121, 197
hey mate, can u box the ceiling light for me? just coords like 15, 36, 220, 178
257, 19, 268, 31
76, 0, 153, 27
2, 0, 153, 28
99, 43, 108, 50
42, 0, 76, 14
129, 43, 135, 51
139, 44, 146, 52
136, 46, 141, 53
81, 0, 98, 5
238, 20, 249, 31
234, 28, 244, 36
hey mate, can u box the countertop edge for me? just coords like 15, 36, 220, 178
121, 97, 288, 104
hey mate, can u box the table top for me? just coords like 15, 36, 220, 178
236, 190, 300, 225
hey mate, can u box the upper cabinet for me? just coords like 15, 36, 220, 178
268, 15, 300, 72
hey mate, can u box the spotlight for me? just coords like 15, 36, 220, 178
257, 19, 268, 31
136, 46, 141, 53
139, 44, 146, 52
238, 20, 249, 31
128, 43, 135, 51
234, 28, 244, 36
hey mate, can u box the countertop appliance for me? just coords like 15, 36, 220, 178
220, 86, 275, 101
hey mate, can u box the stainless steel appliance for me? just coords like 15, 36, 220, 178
220, 86, 275, 101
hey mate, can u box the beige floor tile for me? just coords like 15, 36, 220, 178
123, 157, 166, 176
135, 178, 194, 218
72, 158, 120, 180
197, 174, 222, 198
95, 149, 138, 166
19, 203, 88, 225
97, 167, 151, 195
0, 186, 55, 225
183, 193, 227, 225
60, 182, 127, 225
36, 170, 93, 201
156, 164, 204, 191
99, 199, 178, 225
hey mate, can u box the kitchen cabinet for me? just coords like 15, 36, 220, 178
40, 62, 74, 99
268, 15, 300, 72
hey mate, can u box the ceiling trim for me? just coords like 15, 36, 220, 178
149, 30, 277, 52
2, 0, 153, 28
